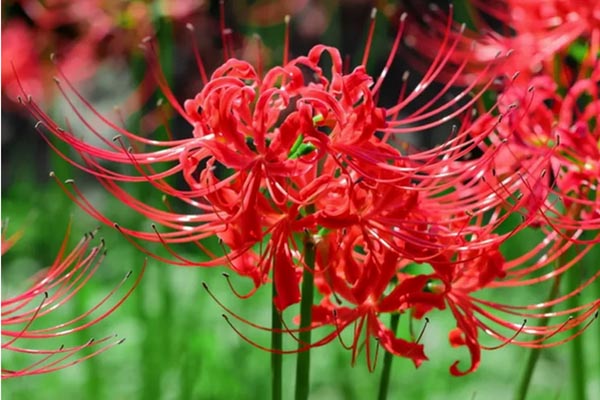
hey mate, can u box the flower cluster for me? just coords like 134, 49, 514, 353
13, 1, 600, 378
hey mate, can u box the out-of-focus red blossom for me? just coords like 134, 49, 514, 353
1, 0, 206, 108
1, 18, 98, 106
1, 223, 145, 378
474, 47, 600, 232
16, 5, 600, 375
397, 0, 600, 85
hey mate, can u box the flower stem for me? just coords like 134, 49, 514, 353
294, 232, 316, 400
377, 313, 400, 400
597, 276, 600, 390
272, 280, 282, 400
514, 276, 561, 400
567, 266, 586, 400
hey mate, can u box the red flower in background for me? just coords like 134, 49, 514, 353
1, 222, 145, 378
397, 0, 600, 86
474, 53, 600, 233
1, 0, 207, 108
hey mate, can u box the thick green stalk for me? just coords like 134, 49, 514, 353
567, 267, 586, 400
597, 276, 600, 388
377, 313, 400, 400
272, 281, 282, 400
514, 276, 561, 400
294, 232, 316, 400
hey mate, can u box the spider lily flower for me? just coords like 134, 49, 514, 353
1, 0, 205, 108
18, 8, 513, 259
474, 49, 600, 235
474, 0, 600, 41
411, 229, 599, 376
1, 223, 145, 378
310, 226, 435, 370
309, 212, 599, 376
1, 18, 98, 108
398, 1, 600, 86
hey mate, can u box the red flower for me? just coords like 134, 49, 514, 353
398, 1, 600, 85
476, 59, 600, 233
2, 0, 206, 109
412, 229, 599, 376
310, 227, 441, 369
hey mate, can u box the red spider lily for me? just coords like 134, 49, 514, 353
473, 0, 600, 40
311, 226, 435, 370
398, 1, 600, 86
310, 200, 599, 376
1, 222, 145, 378
17, 8, 512, 254
1, 18, 98, 108
475, 48, 600, 234
410, 229, 599, 376
1, 0, 206, 109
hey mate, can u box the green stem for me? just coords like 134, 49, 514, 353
152, 7, 174, 86
294, 232, 316, 400
567, 267, 586, 400
272, 282, 282, 400
514, 276, 561, 400
597, 276, 600, 388
377, 313, 400, 400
